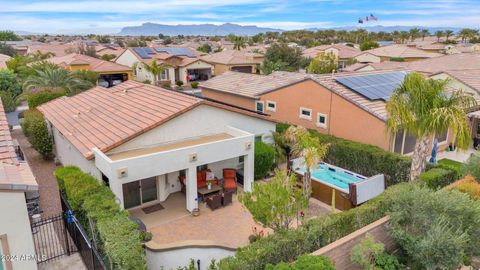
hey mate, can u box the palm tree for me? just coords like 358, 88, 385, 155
445, 30, 454, 41
421, 29, 430, 41
459, 28, 470, 43
409, 28, 421, 41
23, 67, 93, 95
386, 72, 476, 181
435, 30, 444, 42
399, 31, 410, 44
137, 60, 170, 86
232, 36, 246, 51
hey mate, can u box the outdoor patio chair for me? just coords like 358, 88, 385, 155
223, 168, 237, 193
206, 194, 222, 210
222, 191, 233, 206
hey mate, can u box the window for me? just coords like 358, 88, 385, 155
160, 69, 169, 80
266, 100, 276, 112
299, 107, 312, 120
316, 113, 327, 128
393, 129, 417, 155
255, 101, 264, 113
197, 164, 208, 172
255, 135, 263, 142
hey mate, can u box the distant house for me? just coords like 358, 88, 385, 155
0, 100, 38, 270
115, 47, 214, 86
3, 40, 33, 55
27, 42, 78, 57
0, 54, 11, 69
44, 53, 133, 87
354, 44, 442, 63
38, 80, 275, 212
201, 70, 454, 154
201, 50, 264, 75
302, 44, 360, 69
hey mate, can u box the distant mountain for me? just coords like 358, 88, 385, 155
118, 23, 282, 36
308, 25, 462, 33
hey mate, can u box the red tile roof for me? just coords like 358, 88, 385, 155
46, 53, 132, 73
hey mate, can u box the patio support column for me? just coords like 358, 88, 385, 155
185, 166, 198, 212
243, 152, 254, 192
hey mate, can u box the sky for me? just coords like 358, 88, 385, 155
1, 0, 480, 34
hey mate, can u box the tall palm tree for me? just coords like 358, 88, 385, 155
435, 30, 444, 42
409, 28, 421, 42
399, 31, 410, 44
232, 36, 246, 51
23, 67, 93, 95
386, 72, 476, 181
445, 30, 454, 41
421, 29, 430, 41
137, 60, 170, 86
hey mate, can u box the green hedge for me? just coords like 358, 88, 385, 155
418, 167, 458, 189
27, 90, 65, 108
55, 166, 146, 270
254, 141, 275, 179
265, 255, 335, 270
277, 123, 411, 186
21, 109, 53, 159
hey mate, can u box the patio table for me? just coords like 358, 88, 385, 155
197, 184, 222, 201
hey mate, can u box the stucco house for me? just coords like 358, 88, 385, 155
201, 50, 264, 75
302, 44, 360, 70
0, 100, 38, 270
115, 47, 214, 86
38, 80, 275, 212
44, 53, 133, 88
201, 70, 454, 155
354, 44, 442, 63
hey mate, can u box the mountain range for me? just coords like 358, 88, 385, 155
118, 23, 282, 36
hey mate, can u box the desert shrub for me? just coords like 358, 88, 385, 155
265, 255, 335, 270
462, 154, 480, 180
351, 234, 385, 269
55, 166, 146, 270
176, 80, 184, 87
418, 167, 458, 189
277, 124, 411, 186
27, 90, 65, 108
446, 175, 480, 200
0, 91, 16, 112
21, 109, 53, 159
254, 141, 275, 179
191, 81, 199, 89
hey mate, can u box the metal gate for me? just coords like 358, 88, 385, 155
31, 213, 78, 264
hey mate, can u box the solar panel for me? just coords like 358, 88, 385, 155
154, 47, 196, 57
133, 47, 155, 59
335, 71, 407, 101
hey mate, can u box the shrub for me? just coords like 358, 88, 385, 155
351, 234, 385, 269
21, 109, 53, 159
277, 124, 411, 186
0, 69, 21, 97
191, 81, 199, 89
265, 255, 335, 270
0, 91, 16, 112
143, 79, 151, 84
447, 175, 480, 201
176, 80, 184, 87
389, 57, 405, 62
462, 154, 480, 180
360, 41, 380, 51
418, 167, 457, 189
27, 90, 65, 108
55, 166, 146, 270
437, 158, 463, 178
254, 141, 275, 179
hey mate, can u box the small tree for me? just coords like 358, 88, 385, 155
254, 141, 275, 179
360, 41, 380, 51
462, 154, 480, 180
0, 69, 22, 97
262, 43, 303, 74
306, 53, 337, 74
100, 54, 116, 61
239, 169, 308, 231
0, 43, 17, 57
136, 60, 169, 86
351, 234, 385, 270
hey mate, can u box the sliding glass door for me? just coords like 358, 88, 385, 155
122, 177, 158, 209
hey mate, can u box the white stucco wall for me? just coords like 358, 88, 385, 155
178, 60, 214, 84
146, 247, 235, 270
109, 104, 275, 154
0, 191, 37, 270
52, 126, 101, 179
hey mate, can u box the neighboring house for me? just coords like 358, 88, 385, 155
44, 53, 133, 87
3, 40, 34, 55
38, 80, 275, 212
302, 44, 360, 69
94, 44, 125, 60
0, 100, 38, 270
201, 70, 454, 154
201, 50, 264, 75
354, 44, 442, 63
115, 47, 214, 86
0, 54, 11, 69
351, 52, 480, 74
27, 43, 78, 57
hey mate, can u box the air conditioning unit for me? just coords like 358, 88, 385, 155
189, 153, 198, 162
117, 167, 128, 178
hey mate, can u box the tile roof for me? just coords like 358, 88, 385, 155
201, 50, 264, 65
128, 48, 207, 67
38, 80, 272, 160
358, 44, 442, 59
443, 69, 480, 94
302, 44, 360, 59
45, 53, 132, 73
0, 99, 37, 191
28, 43, 78, 57
0, 54, 11, 69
